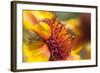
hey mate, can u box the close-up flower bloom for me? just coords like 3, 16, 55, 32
23, 10, 91, 62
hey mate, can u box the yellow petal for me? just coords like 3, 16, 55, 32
23, 11, 51, 39
65, 18, 81, 36
71, 46, 83, 55
66, 46, 82, 60
23, 11, 37, 30
66, 54, 81, 60
38, 22, 51, 39
23, 43, 50, 62
30, 11, 54, 20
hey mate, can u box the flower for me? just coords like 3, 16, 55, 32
23, 11, 77, 62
